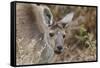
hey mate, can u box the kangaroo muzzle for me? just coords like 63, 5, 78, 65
54, 31, 64, 54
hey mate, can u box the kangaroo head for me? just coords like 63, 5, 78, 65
40, 5, 74, 54
49, 12, 74, 53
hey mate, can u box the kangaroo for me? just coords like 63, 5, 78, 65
16, 3, 74, 65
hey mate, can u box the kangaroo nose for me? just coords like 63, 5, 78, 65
57, 46, 63, 50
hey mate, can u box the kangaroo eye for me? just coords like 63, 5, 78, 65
49, 32, 54, 37
62, 23, 66, 28
63, 34, 65, 38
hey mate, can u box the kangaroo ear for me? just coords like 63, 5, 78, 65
43, 6, 53, 27
59, 12, 74, 24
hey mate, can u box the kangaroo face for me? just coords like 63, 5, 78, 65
48, 23, 66, 53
